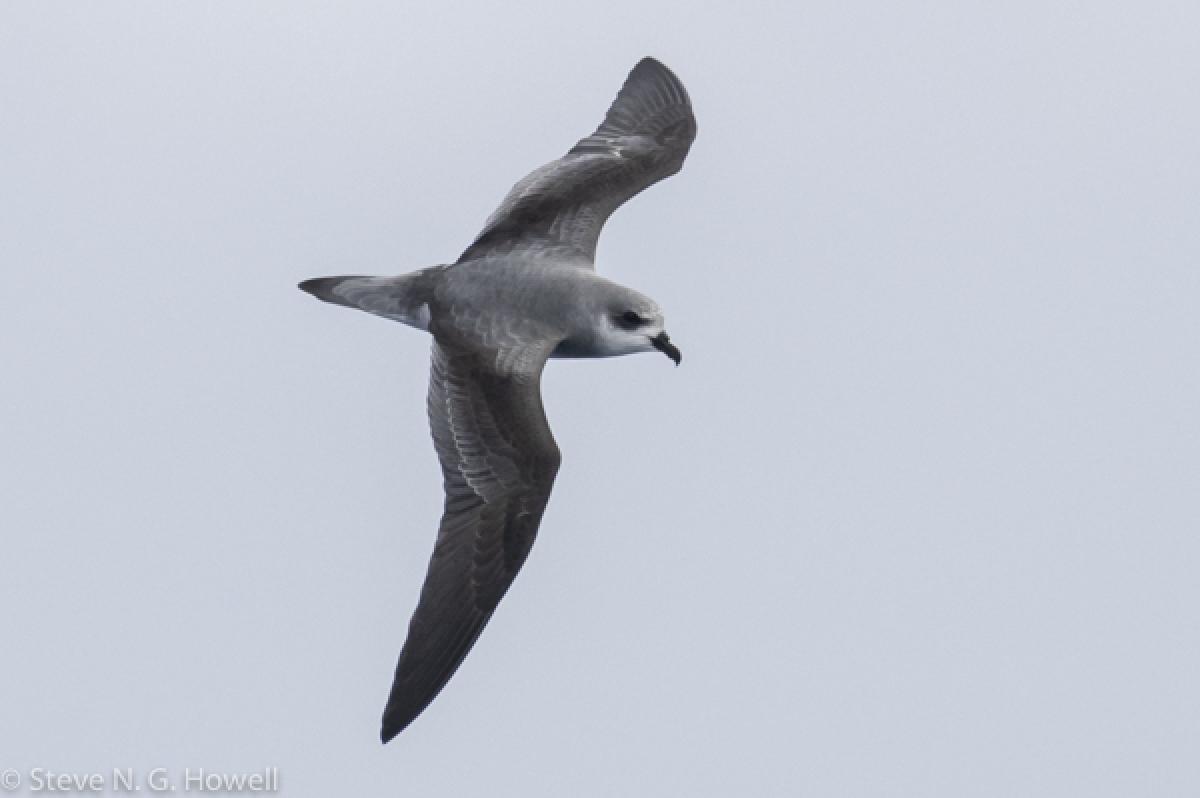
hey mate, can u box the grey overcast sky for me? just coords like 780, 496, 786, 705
2, 2, 1198, 796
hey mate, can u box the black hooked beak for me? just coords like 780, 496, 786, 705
650, 331, 682, 366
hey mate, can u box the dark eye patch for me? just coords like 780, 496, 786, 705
619, 310, 644, 328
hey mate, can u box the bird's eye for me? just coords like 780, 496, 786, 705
619, 310, 644, 327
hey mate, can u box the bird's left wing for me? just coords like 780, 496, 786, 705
456, 57, 696, 266
380, 331, 561, 742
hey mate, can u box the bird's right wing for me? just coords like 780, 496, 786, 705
380, 335, 561, 742
456, 57, 696, 266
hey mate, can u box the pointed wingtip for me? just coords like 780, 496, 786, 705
380, 711, 412, 744
631, 56, 683, 83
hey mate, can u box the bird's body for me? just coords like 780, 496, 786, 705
300, 57, 695, 742
438, 259, 669, 359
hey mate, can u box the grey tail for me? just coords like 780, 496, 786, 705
298, 272, 434, 331
298, 276, 365, 307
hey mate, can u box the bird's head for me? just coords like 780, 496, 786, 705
593, 286, 681, 365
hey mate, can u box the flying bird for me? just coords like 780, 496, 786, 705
299, 57, 696, 743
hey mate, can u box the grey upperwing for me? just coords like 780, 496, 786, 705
457, 57, 697, 265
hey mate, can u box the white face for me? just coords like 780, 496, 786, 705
588, 304, 681, 365
595, 307, 667, 356
579, 281, 680, 363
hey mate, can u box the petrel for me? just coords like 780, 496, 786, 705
299, 57, 696, 742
